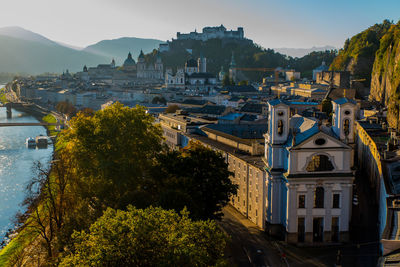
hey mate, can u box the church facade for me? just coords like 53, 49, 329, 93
263, 98, 356, 243
165, 55, 217, 93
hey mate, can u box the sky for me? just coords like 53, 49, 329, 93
1, 0, 400, 49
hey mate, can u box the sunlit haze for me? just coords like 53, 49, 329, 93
1, 0, 400, 48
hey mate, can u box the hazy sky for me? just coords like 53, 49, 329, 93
2, 0, 400, 48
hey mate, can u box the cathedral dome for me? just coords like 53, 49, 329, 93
123, 52, 136, 66
186, 58, 197, 68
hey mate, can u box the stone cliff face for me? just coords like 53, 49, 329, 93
369, 24, 400, 129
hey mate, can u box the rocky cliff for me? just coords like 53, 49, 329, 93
370, 23, 400, 129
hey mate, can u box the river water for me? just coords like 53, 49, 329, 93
0, 107, 53, 240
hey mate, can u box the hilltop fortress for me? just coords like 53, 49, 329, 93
176, 25, 244, 41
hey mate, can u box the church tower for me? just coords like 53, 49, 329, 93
155, 51, 163, 79
137, 50, 146, 78
229, 52, 237, 83
197, 53, 207, 73
332, 98, 357, 143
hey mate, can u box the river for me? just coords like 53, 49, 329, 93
0, 107, 53, 240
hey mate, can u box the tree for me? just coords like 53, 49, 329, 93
321, 97, 333, 117
56, 101, 77, 117
57, 103, 163, 210
22, 155, 75, 259
165, 104, 179, 113
152, 96, 166, 105
222, 73, 231, 87
59, 206, 228, 267
149, 141, 237, 220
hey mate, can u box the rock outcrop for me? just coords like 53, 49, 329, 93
370, 23, 400, 129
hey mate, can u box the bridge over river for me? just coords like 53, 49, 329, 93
0, 102, 33, 118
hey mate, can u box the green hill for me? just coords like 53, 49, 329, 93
84, 37, 164, 65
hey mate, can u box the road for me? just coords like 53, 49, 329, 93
220, 205, 337, 267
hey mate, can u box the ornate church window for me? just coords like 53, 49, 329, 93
314, 187, 324, 208
278, 111, 284, 116
344, 110, 351, 115
306, 155, 334, 172
277, 120, 284, 135
344, 119, 350, 135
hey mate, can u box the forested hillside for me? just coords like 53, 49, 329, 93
143, 38, 336, 81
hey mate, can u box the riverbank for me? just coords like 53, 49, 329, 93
0, 107, 55, 266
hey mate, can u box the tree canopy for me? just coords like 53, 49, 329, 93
58, 103, 163, 209
148, 141, 237, 220
59, 206, 228, 267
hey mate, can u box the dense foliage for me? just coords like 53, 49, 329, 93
148, 142, 237, 220
330, 20, 392, 83
1, 103, 236, 265
59, 206, 228, 266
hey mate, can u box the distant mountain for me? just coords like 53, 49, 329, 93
0, 27, 110, 74
0, 35, 110, 74
273, 46, 336, 58
84, 37, 164, 65
0, 26, 56, 46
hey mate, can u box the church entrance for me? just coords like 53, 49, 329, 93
313, 217, 324, 242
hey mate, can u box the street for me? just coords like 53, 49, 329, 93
220, 205, 339, 267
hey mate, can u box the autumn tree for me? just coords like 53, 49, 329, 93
165, 104, 179, 113
59, 206, 228, 267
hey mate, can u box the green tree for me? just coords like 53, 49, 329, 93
321, 97, 333, 117
59, 206, 228, 267
149, 141, 237, 220
58, 103, 163, 210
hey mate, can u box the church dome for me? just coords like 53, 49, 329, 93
186, 58, 197, 68
123, 52, 136, 66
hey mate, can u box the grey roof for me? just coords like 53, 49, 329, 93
268, 98, 290, 106
204, 124, 267, 139
240, 103, 264, 113
184, 104, 226, 115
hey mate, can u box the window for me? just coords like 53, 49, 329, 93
306, 155, 334, 172
314, 138, 326, 146
277, 120, 284, 135
298, 195, 306, 208
256, 197, 258, 203
344, 119, 350, 135
314, 187, 324, 208
333, 194, 340, 208
256, 210, 258, 216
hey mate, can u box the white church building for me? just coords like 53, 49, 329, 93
263, 98, 356, 243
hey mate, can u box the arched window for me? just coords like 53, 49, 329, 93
306, 155, 334, 172
344, 119, 350, 135
277, 120, 284, 136
314, 187, 324, 208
